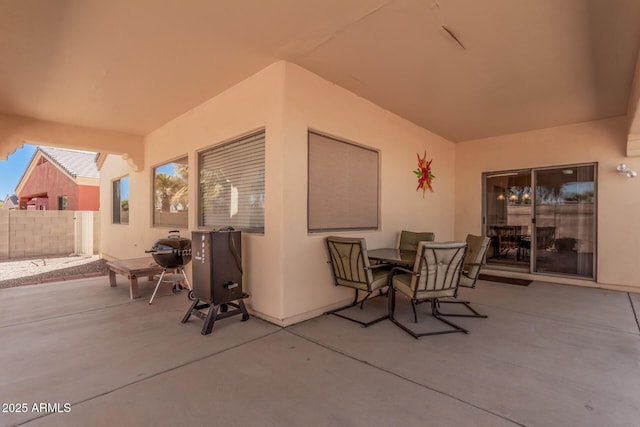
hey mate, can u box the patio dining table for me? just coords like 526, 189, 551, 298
367, 248, 416, 267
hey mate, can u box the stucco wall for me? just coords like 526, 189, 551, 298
19, 159, 78, 209
100, 61, 288, 320
99, 61, 457, 324
455, 116, 640, 290
77, 185, 100, 210
279, 63, 456, 323
99, 158, 144, 257
18, 159, 99, 211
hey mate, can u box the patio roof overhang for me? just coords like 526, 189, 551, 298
0, 0, 639, 160
0, 113, 144, 171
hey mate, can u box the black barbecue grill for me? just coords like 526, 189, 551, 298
146, 230, 194, 304
181, 229, 250, 335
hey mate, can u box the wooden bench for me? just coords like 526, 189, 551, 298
107, 257, 165, 299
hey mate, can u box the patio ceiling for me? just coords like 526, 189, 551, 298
1, 0, 640, 149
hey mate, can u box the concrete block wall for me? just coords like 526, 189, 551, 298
0, 211, 100, 260
0, 210, 9, 260
11, 211, 75, 258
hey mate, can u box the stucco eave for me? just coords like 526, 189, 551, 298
0, 113, 145, 171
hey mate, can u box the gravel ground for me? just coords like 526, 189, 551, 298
0, 255, 109, 289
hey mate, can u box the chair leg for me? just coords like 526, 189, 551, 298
350, 288, 359, 306
359, 290, 374, 309
388, 287, 419, 338
411, 300, 418, 323
325, 288, 388, 328
437, 299, 488, 318
430, 300, 469, 334
388, 293, 468, 339
388, 286, 396, 320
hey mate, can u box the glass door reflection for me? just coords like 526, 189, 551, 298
533, 165, 596, 278
484, 169, 532, 270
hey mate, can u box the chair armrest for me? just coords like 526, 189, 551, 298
389, 266, 415, 276
463, 261, 485, 272
367, 263, 391, 270
463, 261, 481, 267
462, 261, 486, 280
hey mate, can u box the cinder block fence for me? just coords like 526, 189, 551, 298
0, 210, 100, 260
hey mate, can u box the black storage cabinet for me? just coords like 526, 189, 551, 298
192, 230, 243, 305
182, 230, 249, 335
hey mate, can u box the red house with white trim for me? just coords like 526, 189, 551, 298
15, 146, 100, 210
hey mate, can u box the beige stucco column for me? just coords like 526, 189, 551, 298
626, 49, 640, 156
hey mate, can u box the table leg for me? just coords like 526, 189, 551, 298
129, 275, 139, 299
109, 270, 117, 287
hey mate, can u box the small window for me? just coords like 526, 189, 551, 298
308, 131, 379, 232
58, 196, 67, 210
199, 130, 265, 233
153, 157, 188, 227
113, 176, 129, 224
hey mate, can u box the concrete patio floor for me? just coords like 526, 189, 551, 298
1, 275, 639, 427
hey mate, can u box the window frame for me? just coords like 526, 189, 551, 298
152, 156, 189, 228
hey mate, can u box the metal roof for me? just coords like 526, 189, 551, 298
38, 146, 99, 179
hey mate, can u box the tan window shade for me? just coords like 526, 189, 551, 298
308, 131, 379, 232
199, 131, 265, 233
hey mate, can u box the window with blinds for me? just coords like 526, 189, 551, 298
199, 131, 265, 233
308, 131, 379, 232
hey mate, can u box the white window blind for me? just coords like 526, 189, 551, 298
199, 131, 265, 233
308, 131, 379, 232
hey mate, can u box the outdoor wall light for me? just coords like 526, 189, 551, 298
616, 163, 637, 178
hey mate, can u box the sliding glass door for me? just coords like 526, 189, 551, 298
533, 165, 596, 278
484, 169, 532, 270
483, 164, 596, 279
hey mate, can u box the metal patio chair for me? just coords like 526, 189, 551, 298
438, 234, 491, 318
388, 241, 468, 338
325, 236, 391, 327
396, 230, 436, 251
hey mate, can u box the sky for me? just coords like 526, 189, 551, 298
0, 144, 37, 198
